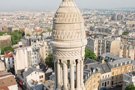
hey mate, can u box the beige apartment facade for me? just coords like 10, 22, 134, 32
85, 73, 101, 90
119, 44, 135, 60
109, 58, 132, 86
0, 35, 12, 48
86, 37, 120, 56
84, 55, 133, 90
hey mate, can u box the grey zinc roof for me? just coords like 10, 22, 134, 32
23, 36, 51, 41
105, 38, 114, 42
28, 80, 43, 90
109, 58, 132, 65
23, 67, 43, 77
132, 60, 135, 66
84, 58, 97, 64
43, 80, 55, 90
84, 58, 111, 74
100, 63, 111, 74
101, 53, 121, 60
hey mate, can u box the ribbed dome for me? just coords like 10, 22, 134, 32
52, 0, 86, 48
54, 0, 83, 23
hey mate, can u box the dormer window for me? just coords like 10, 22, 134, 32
127, 61, 129, 64
114, 64, 117, 68
123, 62, 125, 65
118, 63, 121, 66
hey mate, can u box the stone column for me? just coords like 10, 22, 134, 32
76, 60, 81, 90
80, 60, 85, 90
70, 61, 75, 90
63, 61, 68, 90
57, 60, 61, 90
54, 60, 57, 88
60, 64, 63, 85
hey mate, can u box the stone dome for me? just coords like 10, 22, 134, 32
51, 0, 87, 48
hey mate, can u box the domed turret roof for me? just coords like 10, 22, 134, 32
52, 0, 87, 48
54, 0, 84, 24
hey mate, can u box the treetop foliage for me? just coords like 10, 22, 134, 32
85, 49, 97, 60
125, 85, 135, 90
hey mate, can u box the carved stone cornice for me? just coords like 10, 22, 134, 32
54, 50, 81, 57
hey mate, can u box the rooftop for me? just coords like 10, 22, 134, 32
34, 30, 42, 33
43, 80, 55, 90
100, 53, 121, 60
109, 58, 132, 65
5, 52, 13, 58
0, 72, 17, 87
0, 86, 9, 90
23, 66, 43, 77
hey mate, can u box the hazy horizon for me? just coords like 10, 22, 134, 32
0, 0, 135, 11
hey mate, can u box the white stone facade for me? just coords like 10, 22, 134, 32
123, 72, 135, 89
14, 46, 40, 74
23, 67, 45, 86
51, 0, 87, 90
100, 72, 111, 89
5, 57, 14, 70
0, 61, 5, 71
119, 44, 135, 60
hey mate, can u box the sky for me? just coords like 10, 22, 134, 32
0, 0, 135, 11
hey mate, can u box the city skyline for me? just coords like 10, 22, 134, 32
0, 0, 135, 11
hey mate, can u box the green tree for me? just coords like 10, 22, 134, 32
11, 31, 24, 45
0, 31, 24, 47
0, 31, 10, 36
48, 29, 52, 32
40, 33, 43, 37
1, 46, 14, 54
85, 49, 97, 60
45, 54, 54, 70
125, 85, 135, 90
26, 34, 30, 36
123, 31, 129, 35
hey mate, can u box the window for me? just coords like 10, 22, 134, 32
119, 63, 121, 66
2, 82, 4, 85
127, 61, 129, 64
102, 83, 104, 86
112, 72, 114, 75
108, 81, 109, 85
11, 80, 13, 82
40, 80, 43, 82
8, 60, 10, 64
39, 75, 43, 79
120, 76, 121, 79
